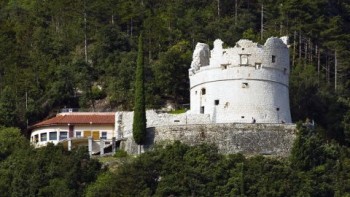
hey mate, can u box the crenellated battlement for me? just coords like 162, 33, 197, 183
188, 37, 292, 124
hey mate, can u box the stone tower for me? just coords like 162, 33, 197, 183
188, 37, 292, 123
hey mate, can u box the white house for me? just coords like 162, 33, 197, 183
30, 112, 115, 153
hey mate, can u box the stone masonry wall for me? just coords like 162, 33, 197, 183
120, 123, 297, 157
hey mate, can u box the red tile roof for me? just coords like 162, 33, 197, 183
31, 113, 115, 128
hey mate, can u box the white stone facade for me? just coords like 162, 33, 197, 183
30, 124, 115, 148
115, 110, 211, 139
189, 37, 292, 123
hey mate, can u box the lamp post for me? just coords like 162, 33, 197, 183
88, 121, 93, 157
67, 123, 72, 151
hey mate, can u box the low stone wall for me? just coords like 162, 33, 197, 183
120, 123, 297, 157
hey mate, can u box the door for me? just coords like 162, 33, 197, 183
84, 131, 91, 138
92, 131, 100, 140
69, 125, 74, 138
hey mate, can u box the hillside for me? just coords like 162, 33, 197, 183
0, 1, 350, 195
0, 0, 349, 140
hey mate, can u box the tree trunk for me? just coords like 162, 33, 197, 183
235, 0, 238, 25
292, 31, 296, 67
260, 3, 264, 41
130, 18, 133, 37
304, 39, 307, 63
317, 45, 320, 82
335, 51, 337, 91
298, 30, 301, 65
217, 0, 220, 18
84, 2, 88, 64
326, 54, 330, 85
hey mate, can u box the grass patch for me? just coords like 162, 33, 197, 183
114, 149, 128, 158
169, 109, 187, 114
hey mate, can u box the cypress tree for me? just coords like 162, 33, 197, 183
132, 33, 147, 145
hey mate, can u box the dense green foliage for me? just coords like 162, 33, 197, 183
133, 33, 147, 145
0, 0, 350, 196
0, 0, 348, 135
86, 129, 350, 197
2, 126, 350, 196
0, 127, 101, 196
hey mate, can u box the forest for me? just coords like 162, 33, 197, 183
0, 0, 350, 196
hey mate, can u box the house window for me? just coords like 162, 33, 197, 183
40, 133, 47, 141
200, 106, 205, 114
101, 132, 107, 140
214, 100, 219, 105
242, 82, 249, 88
241, 116, 245, 119
34, 135, 39, 143
201, 88, 206, 95
272, 55, 276, 63
75, 131, 81, 138
59, 131, 68, 140
49, 132, 57, 140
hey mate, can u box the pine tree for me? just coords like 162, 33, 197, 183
132, 33, 147, 145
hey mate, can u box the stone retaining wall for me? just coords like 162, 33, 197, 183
120, 123, 297, 157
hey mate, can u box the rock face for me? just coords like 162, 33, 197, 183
190, 43, 210, 71
120, 123, 297, 157
188, 37, 292, 124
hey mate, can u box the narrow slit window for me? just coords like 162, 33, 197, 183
240, 54, 249, 66
200, 106, 205, 114
201, 88, 206, 95
214, 100, 219, 105
272, 55, 276, 63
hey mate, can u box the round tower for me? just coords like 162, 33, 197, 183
188, 37, 292, 123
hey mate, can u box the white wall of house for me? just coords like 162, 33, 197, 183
30, 124, 114, 147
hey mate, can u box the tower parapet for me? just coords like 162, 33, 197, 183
188, 37, 292, 123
